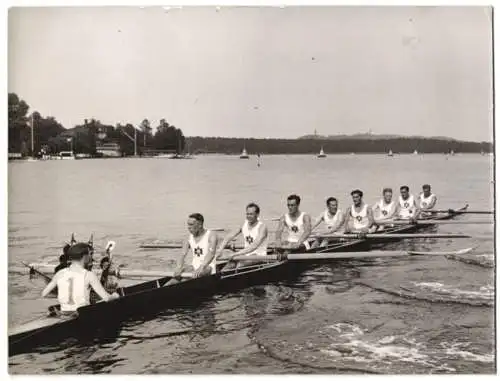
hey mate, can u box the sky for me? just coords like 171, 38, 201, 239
7, 6, 493, 142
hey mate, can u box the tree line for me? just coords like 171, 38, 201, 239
188, 136, 492, 155
8, 93, 186, 157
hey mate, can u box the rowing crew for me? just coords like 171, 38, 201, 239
167, 184, 437, 283
41, 183, 437, 312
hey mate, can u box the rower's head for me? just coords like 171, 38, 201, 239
100, 256, 111, 271
187, 213, 205, 235
350, 189, 363, 206
287, 194, 301, 214
400, 185, 410, 199
246, 202, 260, 224
67, 242, 93, 267
422, 184, 431, 197
326, 197, 338, 214
383, 187, 393, 203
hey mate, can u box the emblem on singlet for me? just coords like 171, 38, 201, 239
404, 202, 409, 208
356, 216, 362, 222
245, 236, 254, 244
291, 225, 299, 233
194, 247, 203, 256
382, 210, 388, 216
422, 202, 428, 207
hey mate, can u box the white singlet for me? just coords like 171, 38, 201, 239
375, 199, 397, 220
419, 193, 436, 210
284, 212, 305, 243
242, 220, 268, 256
398, 194, 416, 219
189, 230, 216, 274
56, 267, 92, 312
350, 204, 370, 231
323, 209, 343, 230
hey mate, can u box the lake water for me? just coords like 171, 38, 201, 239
7, 154, 495, 374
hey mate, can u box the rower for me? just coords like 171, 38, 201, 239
166, 213, 217, 286
41, 243, 119, 313
373, 187, 400, 223
344, 189, 376, 234
275, 194, 312, 250
397, 185, 420, 221
99, 257, 119, 293
310, 197, 345, 248
418, 184, 437, 217
216, 202, 269, 269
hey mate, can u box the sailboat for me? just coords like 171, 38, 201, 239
387, 149, 393, 157
240, 146, 250, 159
317, 146, 327, 158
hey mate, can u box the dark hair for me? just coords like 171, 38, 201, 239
400, 185, 409, 192
351, 189, 363, 197
287, 194, 301, 205
100, 256, 110, 267
59, 254, 68, 263
326, 197, 337, 205
383, 187, 393, 194
188, 213, 204, 224
67, 243, 92, 260
246, 202, 260, 214
422, 184, 431, 190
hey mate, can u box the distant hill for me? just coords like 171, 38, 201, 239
299, 133, 459, 141
188, 136, 492, 155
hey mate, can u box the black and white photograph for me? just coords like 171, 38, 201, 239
5, 3, 496, 374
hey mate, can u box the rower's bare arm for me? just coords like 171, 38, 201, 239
234, 225, 268, 257
331, 213, 345, 232
367, 206, 375, 226
299, 214, 313, 243
311, 215, 324, 232
89, 272, 118, 301
428, 196, 437, 209
217, 228, 241, 257
275, 216, 285, 245
343, 208, 351, 232
174, 240, 190, 274
41, 273, 59, 298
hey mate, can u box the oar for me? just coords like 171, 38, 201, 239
311, 233, 471, 239
427, 209, 493, 215
377, 220, 492, 226
90, 247, 476, 279
230, 247, 476, 262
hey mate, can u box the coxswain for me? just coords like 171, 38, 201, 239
310, 197, 345, 248
217, 203, 269, 269
166, 213, 217, 286
99, 257, 119, 293
373, 187, 400, 223
54, 244, 71, 274
418, 184, 437, 217
41, 243, 119, 313
397, 185, 421, 221
344, 189, 376, 234
275, 194, 312, 250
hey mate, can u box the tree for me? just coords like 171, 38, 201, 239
8, 93, 30, 153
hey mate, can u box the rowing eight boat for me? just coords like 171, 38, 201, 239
8, 205, 469, 356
